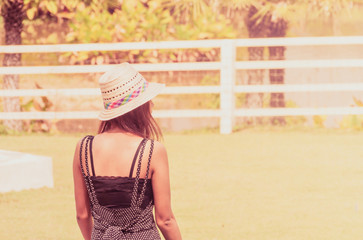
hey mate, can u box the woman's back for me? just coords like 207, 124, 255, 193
79, 134, 161, 239
92, 132, 153, 179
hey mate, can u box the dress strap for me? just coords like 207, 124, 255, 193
89, 136, 96, 176
129, 138, 147, 178
131, 139, 147, 206
79, 135, 98, 207
130, 139, 155, 207
79, 135, 91, 178
137, 139, 154, 207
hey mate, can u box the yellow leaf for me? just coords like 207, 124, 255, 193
77, 2, 86, 11
45, 1, 58, 15
65, 32, 76, 42
124, 0, 137, 11
33, 99, 42, 111
57, 12, 74, 19
198, 32, 213, 39
96, 56, 104, 65
130, 50, 140, 55
63, 0, 78, 10
313, 115, 326, 128
353, 97, 363, 107
27, 25, 36, 35
46, 33, 58, 44
26, 8, 37, 20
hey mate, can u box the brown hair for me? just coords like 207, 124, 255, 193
98, 101, 162, 140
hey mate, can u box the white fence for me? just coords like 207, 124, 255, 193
1, 36, 363, 134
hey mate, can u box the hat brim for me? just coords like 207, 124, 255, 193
98, 82, 165, 121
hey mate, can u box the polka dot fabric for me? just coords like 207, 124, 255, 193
80, 136, 161, 240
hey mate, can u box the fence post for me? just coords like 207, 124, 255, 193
220, 40, 236, 134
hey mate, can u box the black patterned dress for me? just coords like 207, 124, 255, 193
79, 136, 161, 240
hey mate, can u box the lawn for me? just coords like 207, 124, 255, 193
1, 129, 363, 240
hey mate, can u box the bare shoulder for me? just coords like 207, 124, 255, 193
150, 140, 168, 165
73, 137, 85, 168
77, 135, 92, 144
76, 137, 85, 147
73, 136, 91, 163
152, 140, 167, 156
75, 136, 90, 150
74, 137, 85, 155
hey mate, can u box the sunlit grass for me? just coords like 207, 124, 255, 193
1, 130, 363, 239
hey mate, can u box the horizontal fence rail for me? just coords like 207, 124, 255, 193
2, 36, 363, 53
1, 36, 363, 133
2, 83, 363, 97
1, 59, 363, 75
3, 107, 363, 121
235, 107, 363, 117
0, 110, 222, 120
0, 62, 221, 75
0, 86, 222, 97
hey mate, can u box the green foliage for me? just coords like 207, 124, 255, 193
284, 100, 307, 127
161, 0, 210, 24
16, 0, 239, 64
235, 93, 246, 108
313, 115, 327, 128
173, 7, 236, 40
303, 0, 360, 18
197, 74, 220, 109
19, 83, 54, 133
339, 97, 363, 130
62, 0, 174, 64
23, 0, 91, 20
238, 99, 307, 128
66, 0, 174, 43
60, 0, 236, 64
340, 115, 363, 130
21, 0, 78, 44
353, 96, 363, 107
0, 121, 10, 135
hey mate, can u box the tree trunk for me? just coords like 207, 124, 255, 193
2, 0, 24, 131
268, 18, 288, 125
244, 5, 269, 124
246, 47, 264, 110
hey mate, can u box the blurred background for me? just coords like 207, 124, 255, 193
1, 0, 363, 239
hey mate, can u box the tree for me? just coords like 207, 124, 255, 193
162, 0, 288, 125
1, 0, 82, 132
161, 0, 211, 24
267, 16, 288, 125
223, 0, 362, 125
303, 0, 361, 35
244, 3, 270, 124
263, 1, 291, 125
222, 0, 292, 124
1, 0, 24, 131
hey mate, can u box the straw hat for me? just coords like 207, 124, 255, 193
98, 62, 165, 121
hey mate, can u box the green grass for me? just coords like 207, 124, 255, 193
1, 130, 363, 239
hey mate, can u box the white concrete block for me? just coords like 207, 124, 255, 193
0, 150, 53, 192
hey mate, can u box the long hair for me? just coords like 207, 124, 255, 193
98, 101, 162, 140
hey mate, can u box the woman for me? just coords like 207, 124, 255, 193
73, 63, 182, 240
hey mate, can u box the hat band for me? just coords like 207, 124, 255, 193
104, 81, 149, 110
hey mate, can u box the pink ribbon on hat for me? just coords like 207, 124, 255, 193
104, 81, 148, 110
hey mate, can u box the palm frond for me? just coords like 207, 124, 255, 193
219, 0, 254, 9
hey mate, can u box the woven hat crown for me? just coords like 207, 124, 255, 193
98, 63, 164, 120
